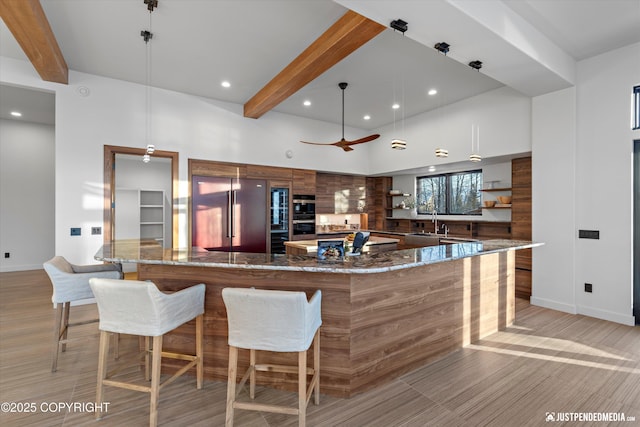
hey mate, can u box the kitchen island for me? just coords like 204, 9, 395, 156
95, 239, 540, 398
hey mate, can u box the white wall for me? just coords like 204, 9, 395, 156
531, 87, 577, 314
370, 86, 531, 174
0, 118, 55, 271
532, 42, 640, 325
574, 42, 639, 324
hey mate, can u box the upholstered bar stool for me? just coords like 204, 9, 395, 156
89, 278, 205, 427
43, 256, 122, 372
222, 287, 322, 427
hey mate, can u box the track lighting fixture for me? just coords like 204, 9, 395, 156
390, 19, 408, 33
469, 60, 483, 71
434, 42, 450, 55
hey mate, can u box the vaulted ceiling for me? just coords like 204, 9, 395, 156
1, 0, 639, 128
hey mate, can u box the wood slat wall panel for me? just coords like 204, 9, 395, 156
511, 156, 532, 297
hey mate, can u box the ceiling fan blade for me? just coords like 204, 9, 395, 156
344, 134, 380, 145
341, 145, 355, 152
300, 140, 341, 146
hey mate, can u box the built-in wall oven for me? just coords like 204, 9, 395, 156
292, 195, 316, 236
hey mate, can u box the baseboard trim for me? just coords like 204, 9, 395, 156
0, 264, 42, 273
576, 304, 635, 326
530, 296, 577, 314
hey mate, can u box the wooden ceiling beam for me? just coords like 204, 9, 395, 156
243, 10, 385, 119
0, 0, 68, 84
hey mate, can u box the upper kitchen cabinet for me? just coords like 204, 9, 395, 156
316, 173, 367, 214
292, 169, 316, 195
246, 164, 293, 181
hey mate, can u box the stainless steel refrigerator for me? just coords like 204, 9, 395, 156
192, 176, 267, 253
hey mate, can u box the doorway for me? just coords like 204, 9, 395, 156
103, 145, 179, 248
634, 140, 639, 324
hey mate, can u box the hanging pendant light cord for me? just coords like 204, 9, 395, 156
145, 10, 152, 149
341, 86, 345, 140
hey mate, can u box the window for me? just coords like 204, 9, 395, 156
634, 85, 640, 130
416, 170, 482, 215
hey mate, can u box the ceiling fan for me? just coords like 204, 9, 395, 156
300, 82, 380, 152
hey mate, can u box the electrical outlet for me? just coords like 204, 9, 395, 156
4, 252, 9, 258
585, 283, 593, 293
70, 227, 81, 236
91, 227, 102, 235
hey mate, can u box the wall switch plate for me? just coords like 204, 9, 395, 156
585, 283, 593, 293
91, 227, 102, 235
579, 230, 600, 239
70, 227, 81, 236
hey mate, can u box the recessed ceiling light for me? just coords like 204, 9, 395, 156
428, 89, 438, 96
363, 115, 371, 120
303, 100, 311, 107
221, 81, 231, 88
10, 111, 22, 117
392, 103, 400, 110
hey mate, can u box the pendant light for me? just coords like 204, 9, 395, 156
470, 124, 482, 162
434, 90, 448, 158
141, 0, 157, 163
390, 20, 407, 150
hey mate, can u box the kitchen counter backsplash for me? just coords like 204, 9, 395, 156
316, 213, 362, 234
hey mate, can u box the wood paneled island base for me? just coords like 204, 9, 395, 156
135, 250, 515, 398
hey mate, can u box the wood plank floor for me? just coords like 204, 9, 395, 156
1, 269, 638, 426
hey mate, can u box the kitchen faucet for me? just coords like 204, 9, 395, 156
441, 223, 449, 237
431, 210, 438, 234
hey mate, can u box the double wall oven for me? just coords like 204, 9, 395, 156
292, 195, 316, 237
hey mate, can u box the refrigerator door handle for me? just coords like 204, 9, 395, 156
231, 190, 237, 237
226, 190, 232, 238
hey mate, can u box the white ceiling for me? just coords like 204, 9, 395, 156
1, 0, 639, 129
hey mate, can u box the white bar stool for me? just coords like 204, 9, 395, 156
89, 278, 205, 427
222, 287, 322, 427
43, 256, 122, 372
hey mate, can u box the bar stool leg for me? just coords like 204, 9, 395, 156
314, 331, 320, 405
249, 349, 256, 399
298, 350, 307, 427
51, 303, 64, 372
226, 346, 238, 427
112, 333, 120, 360
149, 335, 163, 427
95, 331, 109, 420
196, 315, 204, 389
61, 302, 71, 352
144, 336, 151, 381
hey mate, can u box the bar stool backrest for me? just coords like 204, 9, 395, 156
44, 256, 121, 303
89, 278, 205, 337
222, 287, 322, 352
